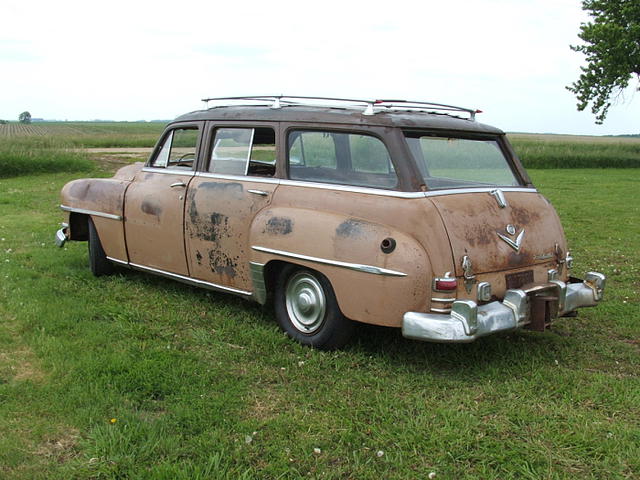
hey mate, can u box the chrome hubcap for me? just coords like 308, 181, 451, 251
285, 272, 326, 334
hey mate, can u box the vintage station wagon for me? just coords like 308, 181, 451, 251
56, 96, 606, 349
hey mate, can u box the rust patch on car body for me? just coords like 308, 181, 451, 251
264, 216, 293, 235
141, 199, 162, 217
335, 218, 372, 239
208, 249, 238, 278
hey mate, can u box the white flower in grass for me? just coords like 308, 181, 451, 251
376, 450, 384, 457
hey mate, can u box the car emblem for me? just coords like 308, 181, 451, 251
497, 226, 525, 252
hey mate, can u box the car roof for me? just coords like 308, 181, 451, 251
173, 105, 504, 135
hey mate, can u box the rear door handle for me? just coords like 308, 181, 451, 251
170, 182, 187, 188
248, 189, 269, 196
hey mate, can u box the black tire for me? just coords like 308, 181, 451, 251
88, 218, 114, 277
274, 265, 355, 350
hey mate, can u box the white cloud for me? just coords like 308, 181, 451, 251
1, 0, 637, 134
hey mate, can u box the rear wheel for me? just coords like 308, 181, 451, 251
274, 265, 354, 349
88, 218, 114, 277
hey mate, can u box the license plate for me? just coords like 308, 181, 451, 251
505, 270, 534, 290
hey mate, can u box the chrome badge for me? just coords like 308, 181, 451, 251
497, 225, 525, 252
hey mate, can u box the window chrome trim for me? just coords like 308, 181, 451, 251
141, 167, 196, 176
277, 179, 425, 198
194, 172, 281, 184
424, 187, 537, 197
60, 205, 122, 221
276, 180, 537, 198
252, 246, 407, 277
124, 262, 253, 297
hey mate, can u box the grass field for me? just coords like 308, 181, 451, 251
1, 122, 640, 170
0, 124, 638, 478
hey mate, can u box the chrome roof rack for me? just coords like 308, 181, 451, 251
200, 95, 481, 121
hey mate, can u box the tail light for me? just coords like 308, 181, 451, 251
433, 274, 457, 292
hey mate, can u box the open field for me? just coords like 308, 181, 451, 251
0, 137, 638, 478
507, 134, 640, 169
1, 122, 640, 169
0, 122, 165, 148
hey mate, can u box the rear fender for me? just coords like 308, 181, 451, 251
249, 207, 430, 327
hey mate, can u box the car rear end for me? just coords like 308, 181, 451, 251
400, 131, 606, 342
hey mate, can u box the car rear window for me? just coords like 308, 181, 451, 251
287, 130, 397, 189
404, 133, 521, 190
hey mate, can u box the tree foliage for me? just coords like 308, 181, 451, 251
568, 0, 640, 123
18, 111, 32, 124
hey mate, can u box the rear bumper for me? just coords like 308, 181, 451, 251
402, 272, 606, 343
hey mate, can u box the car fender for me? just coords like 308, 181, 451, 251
249, 207, 431, 327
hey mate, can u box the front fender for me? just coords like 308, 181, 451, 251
60, 177, 130, 260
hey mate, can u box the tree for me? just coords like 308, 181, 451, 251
18, 111, 32, 124
567, 0, 640, 124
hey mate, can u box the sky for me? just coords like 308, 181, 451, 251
2, 0, 638, 135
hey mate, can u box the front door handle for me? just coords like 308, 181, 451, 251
170, 182, 187, 188
248, 189, 269, 196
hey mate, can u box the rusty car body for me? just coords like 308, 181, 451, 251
56, 96, 606, 349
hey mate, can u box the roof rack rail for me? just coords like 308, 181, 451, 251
200, 95, 481, 120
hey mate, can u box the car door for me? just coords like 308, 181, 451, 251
124, 123, 203, 275
185, 123, 279, 291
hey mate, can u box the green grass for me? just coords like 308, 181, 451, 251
0, 167, 638, 479
0, 139, 94, 177
3, 122, 640, 168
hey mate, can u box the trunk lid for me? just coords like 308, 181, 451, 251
428, 190, 566, 277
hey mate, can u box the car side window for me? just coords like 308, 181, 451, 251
287, 130, 397, 189
208, 127, 276, 177
150, 127, 199, 169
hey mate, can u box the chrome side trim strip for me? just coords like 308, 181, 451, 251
141, 167, 196, 176
106, 256, 128, 266
430, 307, 452, 314
195, 172, 280, 184
252, 246, 407, 277
431, 297, 455, 303
127, 262, 253, 297
60, 205, 122, 221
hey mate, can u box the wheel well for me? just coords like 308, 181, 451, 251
263, 260, 290, 302
69, 213, 89, 241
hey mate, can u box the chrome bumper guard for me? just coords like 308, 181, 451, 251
402, 272, 606, 343
55, 224, 69, 248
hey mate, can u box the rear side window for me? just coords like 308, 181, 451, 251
150, 127, 199, 169
288, 130, 396, 189
208, 127, 276, 177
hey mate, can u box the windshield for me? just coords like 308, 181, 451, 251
404, 133, 521, 190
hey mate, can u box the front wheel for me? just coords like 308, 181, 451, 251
274, 265, 354, 349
